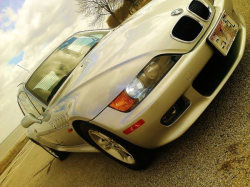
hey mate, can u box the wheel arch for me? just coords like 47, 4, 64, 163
71, 120, 88, 140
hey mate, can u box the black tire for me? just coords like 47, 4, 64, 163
30, 139, 69, 160
79, 123, 152, 170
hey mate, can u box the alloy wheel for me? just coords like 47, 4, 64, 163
88, 130, 135, 164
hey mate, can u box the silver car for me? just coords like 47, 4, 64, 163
18, 0, 246, 170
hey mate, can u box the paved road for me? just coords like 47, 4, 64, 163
0, 1, 249, 186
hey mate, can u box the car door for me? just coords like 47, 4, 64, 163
19, 91, 85, 146
18, 91, 43, 117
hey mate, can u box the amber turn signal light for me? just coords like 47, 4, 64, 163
109, 91, 137, 112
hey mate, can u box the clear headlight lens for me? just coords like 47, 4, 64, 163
109, 55, 182, 112
126, 78, 145, 99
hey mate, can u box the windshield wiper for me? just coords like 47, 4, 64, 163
47, 76, 68, 103
84, 41, 99, 57
46, 40, 100, 104
46, 69, 74, 103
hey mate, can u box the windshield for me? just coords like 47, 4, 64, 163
25, 31, 108, 105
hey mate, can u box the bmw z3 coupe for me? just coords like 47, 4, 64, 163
18, 0, 246, 170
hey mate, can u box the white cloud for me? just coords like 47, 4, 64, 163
3, 7, 17, 21
0, 0, 104, 143
0, 7, 18, 29
0, 64, 27, 143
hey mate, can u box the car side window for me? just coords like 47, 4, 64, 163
18, 92, 42, 117
27, 94, 45, 114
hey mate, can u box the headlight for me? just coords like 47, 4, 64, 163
109, 55, 182, 112
126, 78, 145, 99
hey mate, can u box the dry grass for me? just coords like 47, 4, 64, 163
0, 135, 29, 175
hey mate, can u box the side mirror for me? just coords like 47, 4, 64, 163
21, 113, 42, 128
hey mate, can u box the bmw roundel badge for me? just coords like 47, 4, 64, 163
171, 8, 184, 16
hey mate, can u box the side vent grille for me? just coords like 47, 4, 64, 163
172, 16, 203, 42
188, 0, 211, 20
50, 114, 69, 130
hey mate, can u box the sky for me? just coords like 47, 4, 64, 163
0, 0, 104, 143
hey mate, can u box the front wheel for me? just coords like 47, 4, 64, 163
80, 123, 152, 170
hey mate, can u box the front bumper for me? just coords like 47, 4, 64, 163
91, 1, 246, 149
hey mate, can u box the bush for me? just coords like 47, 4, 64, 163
107, 1, 133, 28
107, 15, 121, 28
106, 0, 153, 28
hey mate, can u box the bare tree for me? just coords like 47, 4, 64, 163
76, 0, 123, 27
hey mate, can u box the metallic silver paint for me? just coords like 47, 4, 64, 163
18, 0, 246, 153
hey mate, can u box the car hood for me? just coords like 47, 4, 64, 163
59, 0, 214, 120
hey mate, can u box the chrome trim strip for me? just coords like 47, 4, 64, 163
187, 0, 213, 22
170, 15, 204, 44
49, 114, 69, 130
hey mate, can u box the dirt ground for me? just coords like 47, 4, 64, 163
0, 0, 249, 186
